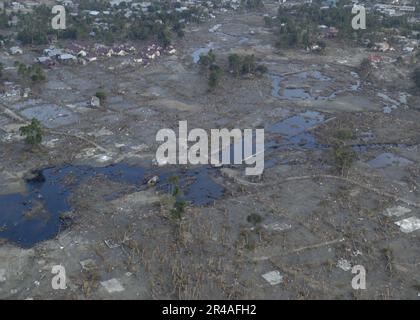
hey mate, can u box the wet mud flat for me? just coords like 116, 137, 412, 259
1, 4, 420, 300
1, 108, 331, 250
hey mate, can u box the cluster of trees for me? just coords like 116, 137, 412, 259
0, 9, 8, 28
228, 54, 267, 76
126, 3, 205, 46
12, 1, 205, 47
20, 118, 43, 147
14, 61, 46, 83
276, 23, 316, 48
16, 5, 51, 45
198, 50, 224, 90
199, 51, 268, 90
273, 5, 359, 48
271, 3, 419, 49
208, 65, 224, 89
129, 18, 174, 47
78, 0, 110, 11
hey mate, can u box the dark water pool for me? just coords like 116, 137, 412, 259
0, 164, 224, 248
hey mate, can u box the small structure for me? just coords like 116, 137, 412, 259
87, 10, 100, 16
77, 50, 87, 57
58, 53, 77, 63
85, 54, 98, 62
9, 46, 23, 55
374, 42, 390, 52
36, 56, 55, 67
90, 96, 101, 108
44, 47, 63, 58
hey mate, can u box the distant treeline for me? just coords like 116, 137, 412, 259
267, 0, 419, 49
8, 1, 207, 46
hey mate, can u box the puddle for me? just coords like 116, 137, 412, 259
368, 153, 414, 168
266, 111, 326, 151
268, 111, 325, 136
297, 71, 331, 81
210, 111, 325, 169
156, 166, 224, 205
266, 111, 411, 156
270, 75, 283, 98
264, 111, 412, 161
269, 71, 360, 101
378, 91, 409, 114
0, 164, 224, 248
283, 87, 312, 100
359, 131, 375, 142
269, 74, 317, 101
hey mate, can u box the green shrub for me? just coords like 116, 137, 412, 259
332, 145, 357, 174
19, 118, 43, 146
95, 91, 107, 104
208, 64, 223, 89
334, 128, 355, 141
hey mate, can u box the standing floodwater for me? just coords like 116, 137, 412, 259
0, 164, 224, 248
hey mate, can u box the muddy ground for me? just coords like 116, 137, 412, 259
1, 5, 420, 299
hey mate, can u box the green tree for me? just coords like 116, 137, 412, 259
208, 64, 223, 89
30, 64, 46, 83
167, 175, 187, 220
332, 145, 357, 175
15, 62, 46, 83
264, 16, 273, 28
241, 55, 256, 74
158, 26, 172, 47
331, 127, 357, 175
228, 54, 266, 76
359, 58, 372, 77
228, 53, 242, 76
95, 91, 107, 104
199, 49, 216, 67
19, 118, 43, 147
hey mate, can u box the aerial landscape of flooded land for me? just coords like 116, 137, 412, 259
0, 0, 420, 299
